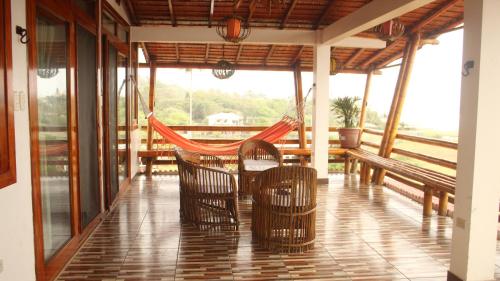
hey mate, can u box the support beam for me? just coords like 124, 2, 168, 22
449, 1, 500, 280
293, 65, 307, 166
145, 65, 157, 177
208, 0, 215, 28
373, 33, 420, 185
280, 0, 299, 29
124, 0, 137, 25
321, 0, 434, 45
264, 45, 275, 65
345, 48, 365, 67
311, 44, 330, 181
362, 0, 459, 68
204, 44, 210, 63
291, 45, 305, 65
235, 44, 243, 63
358, 71, 373, 145
130, 26, 386, 49
138, 62, 372, 74
248, 0, 257, 22
140, 42, 150, 63
175, 43, 180, 63
233, 0, 243, 10
314, 0, 337, 29
409, 0, 459, 33
167, 0, 177, 27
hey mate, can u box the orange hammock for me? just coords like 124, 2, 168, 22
148, 114, 298, 155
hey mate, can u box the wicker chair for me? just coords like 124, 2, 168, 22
238, 140, 283, 197
174, 149, 239, 230
252, 166, 317, 253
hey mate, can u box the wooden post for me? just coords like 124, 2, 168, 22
423, 186, 433, 217
293, 63, 307, 166
373, 33, 421, 185
145, 64, 156, 177
351, 70, 373, 174
438, 191, 448, 216
344, 154, 351, 175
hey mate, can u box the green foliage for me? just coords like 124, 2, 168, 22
330, 96, 361, 128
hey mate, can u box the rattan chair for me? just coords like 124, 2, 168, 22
252, 166, 317, 253
238, 140, 283, 197
175, 149, 239, 230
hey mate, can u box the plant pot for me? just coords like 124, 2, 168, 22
338, 128, 361, 149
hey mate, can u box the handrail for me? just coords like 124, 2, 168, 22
363, 128, 458, 149
139, 125, 339, 132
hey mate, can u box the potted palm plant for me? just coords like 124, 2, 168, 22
331, 96, 361, 148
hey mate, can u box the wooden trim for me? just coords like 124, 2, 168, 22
0, 0, 16, 189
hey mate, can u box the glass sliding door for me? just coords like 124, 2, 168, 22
76, 25, 100, 228
117, 54, 128, 185
36, 13, 71, 261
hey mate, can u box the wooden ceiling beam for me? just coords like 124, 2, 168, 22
313, 0, 337, 30
124, 0, 138, 25
175, 43, 180, 63
345, 48, 365, 67
205, 44, 210, 63
138, 62, 371, 74
208, 0, 215, 27
291, 45, 305, 65
168, 0, 177, 27
264, 45, 276, 65
236, 44, 244, 63
361, 0, 459, 68
280, 0, 299, 29
410, 0, 459, 33
233, 0, 244, 10
248, 0, 257, 22
131, 26, 385, 48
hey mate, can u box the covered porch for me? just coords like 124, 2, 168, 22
56, 174, 500, 280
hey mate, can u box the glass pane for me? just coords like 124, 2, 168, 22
36, 14, 71, 262
117, 54, 128, 184
76, 25, 99, 228
108, 46, 118, 201
74, 0, 95, 18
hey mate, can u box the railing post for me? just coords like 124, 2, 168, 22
145, 64, 156, 177
373, 33, 421, 185
352, 70, 373, 174
293, 63, 307, 166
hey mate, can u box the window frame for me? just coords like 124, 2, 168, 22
0, 0, 16, 189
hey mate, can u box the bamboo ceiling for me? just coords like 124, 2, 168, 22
127, 0, 464, 72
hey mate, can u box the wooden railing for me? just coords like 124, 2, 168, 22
362, 128, 457, 171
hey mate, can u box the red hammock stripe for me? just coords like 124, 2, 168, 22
148, 115, 298, 155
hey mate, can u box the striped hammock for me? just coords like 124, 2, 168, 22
148, 114, 298, 155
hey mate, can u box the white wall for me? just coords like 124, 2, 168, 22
105, 0, 131, 24
0, 0, 36, 280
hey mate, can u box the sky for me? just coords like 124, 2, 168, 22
139, 29, 463, 132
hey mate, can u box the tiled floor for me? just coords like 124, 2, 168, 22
57, 174, 500, 281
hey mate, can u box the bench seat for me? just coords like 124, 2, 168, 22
346, 148, 455, 217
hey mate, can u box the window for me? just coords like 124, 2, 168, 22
0, 0, 16, 189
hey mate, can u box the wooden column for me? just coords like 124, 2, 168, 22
373, 33, 421, 185
351, 71, 373, 173
438, 191, 448, 216
293, 63, 307, 166
145, 64, 156, 177
423, 186, 433, 217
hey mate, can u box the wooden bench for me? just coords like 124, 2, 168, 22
345, 149, 455, 217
